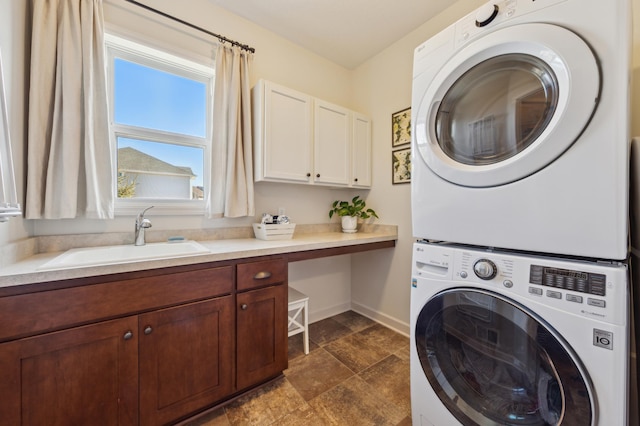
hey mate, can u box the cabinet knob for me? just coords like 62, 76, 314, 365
240, 303, 248, 310
316, 173, 320, 178
144, 326, 153, 335
354, 178, 358, 182
306, 173, 311, 177
123, 331, 133, 340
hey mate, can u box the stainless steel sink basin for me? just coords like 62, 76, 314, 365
37, 241, 210, 271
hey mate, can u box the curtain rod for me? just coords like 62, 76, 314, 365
124, 0, 255, 53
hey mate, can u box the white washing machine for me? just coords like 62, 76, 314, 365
410, 242, 629, 426
410, 0, 631, 260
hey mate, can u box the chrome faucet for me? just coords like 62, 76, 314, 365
135, 206, 154, 246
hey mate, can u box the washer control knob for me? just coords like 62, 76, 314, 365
473, 259, 497, 280
475, 4, 499, 27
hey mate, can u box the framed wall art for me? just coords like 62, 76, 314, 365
392, 147, 411, 184
391, 107, 411, 147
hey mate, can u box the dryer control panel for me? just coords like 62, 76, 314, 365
454, 0, 569, 48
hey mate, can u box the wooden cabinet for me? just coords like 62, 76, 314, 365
0, 259, 291, 425
139, 297, 233, 426
0, 317, 139, 425
236, 258, 288, 390
253, 80, 372, 188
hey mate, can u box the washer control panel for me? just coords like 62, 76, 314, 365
412, 243, 628, 326
529, 265, 606, 296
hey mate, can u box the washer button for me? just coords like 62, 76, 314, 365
460, 271, 468, 279
529, 287, 543, 296
566, 294, 583, 304
546, 290, 562, 299
587, 298, 606, 308
503, 280, 513, 288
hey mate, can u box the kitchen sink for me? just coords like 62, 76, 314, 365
37, 241, 211, 271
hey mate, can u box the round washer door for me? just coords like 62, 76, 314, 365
414, 23, 599, 187
415, 288, 594, 426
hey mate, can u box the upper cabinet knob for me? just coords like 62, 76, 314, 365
475, 4, 499, 27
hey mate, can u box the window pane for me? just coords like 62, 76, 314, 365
114, 59, 207, 138
117, 137, 204, 200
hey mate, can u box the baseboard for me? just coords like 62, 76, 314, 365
308, 302, 352, 324
350, 302, 410, 337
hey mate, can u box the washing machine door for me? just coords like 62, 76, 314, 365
414, 23, 599, 187
415, 288, 594, 426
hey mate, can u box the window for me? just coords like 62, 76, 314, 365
105, 34, 214, 215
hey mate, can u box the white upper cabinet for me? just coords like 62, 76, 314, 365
351, 113, 372, 188
253, 80, 371, 188
314, 100, 350, 186
253, 81, 313, 183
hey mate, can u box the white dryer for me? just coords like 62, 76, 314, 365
411, 0, 631, 260
410, 242, 629, 426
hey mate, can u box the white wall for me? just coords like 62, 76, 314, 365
0, 0, 30, 246
349, 1, 482, 334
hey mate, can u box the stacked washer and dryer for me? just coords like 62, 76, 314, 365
409, 0, 633, 425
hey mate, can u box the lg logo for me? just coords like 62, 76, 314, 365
593, 329, 613, 350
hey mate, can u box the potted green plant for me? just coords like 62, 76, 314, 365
329, 196, 379, 233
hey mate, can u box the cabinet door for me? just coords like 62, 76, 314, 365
237, 284, 288, 390
314, 100, 351, 186
255, 81, 313, 183
351, 113, 372, 188
0, 317, 138, 426
139, 296, 233, 426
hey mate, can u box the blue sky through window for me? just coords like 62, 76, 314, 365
114, 58, 208, 189
114, 59, 206, 137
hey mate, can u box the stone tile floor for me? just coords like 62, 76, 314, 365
187, 311, 411, 426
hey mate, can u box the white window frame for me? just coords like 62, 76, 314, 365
105, 33, 214, 216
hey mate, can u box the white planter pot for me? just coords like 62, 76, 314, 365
341, 216, 358, 233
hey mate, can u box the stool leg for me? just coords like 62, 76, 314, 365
303, 300, 309, 355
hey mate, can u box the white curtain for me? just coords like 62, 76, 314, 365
206, 43, 254, 218
26, 0, 113, 219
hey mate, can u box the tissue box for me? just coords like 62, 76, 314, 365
253, 223, 296, 240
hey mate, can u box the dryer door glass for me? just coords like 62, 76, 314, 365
436, 54, 558, 166
415, 288, 593, 426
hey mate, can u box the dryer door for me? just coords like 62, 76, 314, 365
415, 288, 594, 426
414, 23, 599, 187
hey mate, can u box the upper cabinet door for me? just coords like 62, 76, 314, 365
314, 100, 351, 186
253, 81, 313, 183
351, 113, 372, 188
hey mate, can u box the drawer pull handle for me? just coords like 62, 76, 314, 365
144, 326, 153, 335
123, 331, 133, 340
254, 271, 272, 280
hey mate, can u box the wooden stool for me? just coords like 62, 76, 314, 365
287, 287, 309, 354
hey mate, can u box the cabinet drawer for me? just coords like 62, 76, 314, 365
237, 258, 286, 291
0, 266, 234, 342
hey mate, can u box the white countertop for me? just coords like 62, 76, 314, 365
0, 228, 397, 289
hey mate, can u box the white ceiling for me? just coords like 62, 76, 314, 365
208, 0, 455, 69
